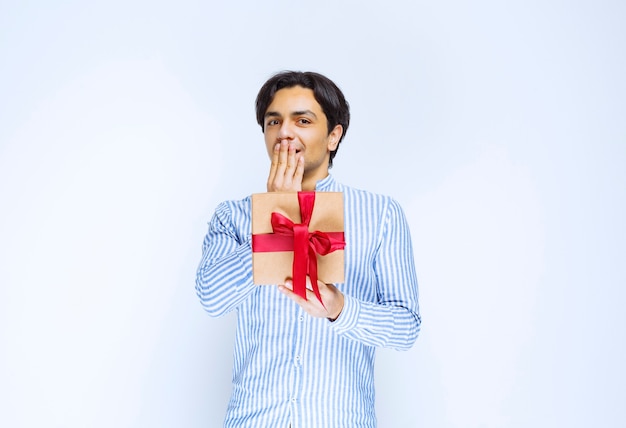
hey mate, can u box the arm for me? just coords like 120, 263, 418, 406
278, 198, 421, 350
197, 140, 303, 316
329, 198, 421, 350
195, 201, 256, 317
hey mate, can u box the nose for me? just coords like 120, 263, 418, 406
277, 121, 294, 142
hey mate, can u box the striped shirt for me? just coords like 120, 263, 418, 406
196, 174, 421, 428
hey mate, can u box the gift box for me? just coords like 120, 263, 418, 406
251, 191, 345, 301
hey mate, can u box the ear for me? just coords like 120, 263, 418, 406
327, 124, 343, 151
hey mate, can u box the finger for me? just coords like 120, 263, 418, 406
278, 282, 308, 306
285, 278, 309, 301
285, 144, 297, 175
267, 143, 280, 190
302, 287, 329, 316
284, 279, 319, 306
279, 282, 331, 318
299, 277, 326, 308
293, 154, 304, 189
279, 144, 295, 190
277, 140, 289, 174
270, 141, 289, 190
316, 280, 335, 294
285, 144, 304, 189
305, 276, 330, 292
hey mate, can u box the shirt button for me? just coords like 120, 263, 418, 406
291, 397, 297, 403
299, 316, 304, 322
295, 355, 300, 361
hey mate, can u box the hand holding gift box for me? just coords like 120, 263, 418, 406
251, 191, 345, 304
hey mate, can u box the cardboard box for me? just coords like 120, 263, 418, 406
251, 191, 345, 287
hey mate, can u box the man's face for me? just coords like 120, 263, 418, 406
263, 86, 341, 181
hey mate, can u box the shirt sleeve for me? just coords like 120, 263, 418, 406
195, 201, 256, 317
329, 198, 421, 351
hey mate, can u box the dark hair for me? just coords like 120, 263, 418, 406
255, 71, 350, 168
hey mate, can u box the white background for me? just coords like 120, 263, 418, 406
1, 1, 624, 427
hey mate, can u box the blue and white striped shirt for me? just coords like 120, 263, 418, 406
196, 175, 421, 428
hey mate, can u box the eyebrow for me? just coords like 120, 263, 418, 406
292, 110, 318, 119
264, 110, 318, 119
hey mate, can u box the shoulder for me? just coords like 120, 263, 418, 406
214, 195, 251, 213
211, 195, 251, 226
335, 181, 404, 217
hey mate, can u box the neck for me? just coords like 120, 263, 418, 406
301, 171, 329, 191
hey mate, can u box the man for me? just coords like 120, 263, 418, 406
196, 71, 420, 427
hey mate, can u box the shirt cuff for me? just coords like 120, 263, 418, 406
328, 293, 360, 334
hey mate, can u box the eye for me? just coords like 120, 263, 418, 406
298, 118, 311, 125
266, 119, 279, 126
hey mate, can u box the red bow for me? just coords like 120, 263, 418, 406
252, 192, 345, 304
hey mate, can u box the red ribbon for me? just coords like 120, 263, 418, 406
252, 192, 346, 304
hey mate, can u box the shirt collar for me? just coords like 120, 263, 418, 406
315, 174, 335, 191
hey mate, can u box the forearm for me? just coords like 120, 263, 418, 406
329, 293, 421, 350
328, 197, 421, 350
195, 239, 255, 317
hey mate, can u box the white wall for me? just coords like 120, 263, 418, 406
1, 1, 624, 427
